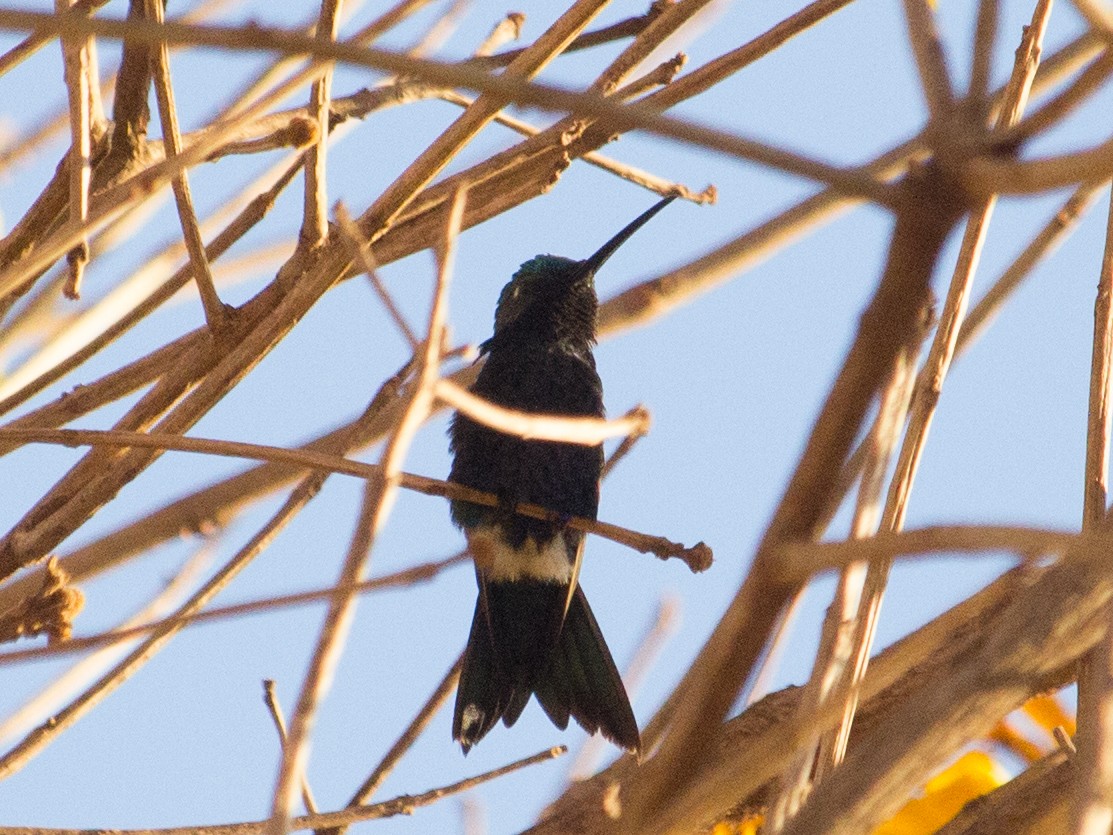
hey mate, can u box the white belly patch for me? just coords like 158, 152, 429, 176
466, 525, 573, 582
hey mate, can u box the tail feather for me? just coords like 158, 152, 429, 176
536, 586, 640, 753
502, 687, 531, 727
453, 597, 508, 753
454, 583, 639, 754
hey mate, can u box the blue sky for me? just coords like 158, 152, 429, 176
0, 0, 1109, 832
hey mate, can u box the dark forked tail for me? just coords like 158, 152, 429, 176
453, 584, 640, 754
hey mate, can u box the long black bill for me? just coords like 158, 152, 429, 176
579, 195, 677, 276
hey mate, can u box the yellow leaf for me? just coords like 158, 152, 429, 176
874, 752, 1007, 835
1024, 693, 1075, 738
710, 814, 764, 835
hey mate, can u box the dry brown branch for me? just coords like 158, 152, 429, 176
1070, 0, 1113, 37
778, 11, 1055, 825
298, 0, 343, 252
0, 0, 109, 76
3, 4, 1112, 830
1073, 160, 1113, 834
434, 57, 718, 205
145, 0, 226, 332
775, 524, 1071, 579
0, 425, 707, 571
0, 746, 567, 835
969, 0, 998, 104
901, 0, 955, 118
0, 557, 82, 645
0, 356, 414, 776
0, 550, 469, 667
0, 9, 897, 205
529, 563, 1047, 834
963, 132, 1113, 196
0, 546, 208, 743
937, 751, 1073, 835
436, 381, 651, 445
1003, 49, 1113, 147
474, 12, 525, 58
780, 530, 1113, 834
316, 652, 465, 835
616, 161, 970, 835
265, 185, 461, 830
56, 0, 92, 300
263, 680, 319, 816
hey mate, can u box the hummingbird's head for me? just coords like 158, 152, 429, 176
489, 255, 597, 348
484, 196, 677, 352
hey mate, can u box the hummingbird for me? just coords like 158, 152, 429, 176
448, 196, 675, 754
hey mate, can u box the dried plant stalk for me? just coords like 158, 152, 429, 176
3, 2, 1113, 833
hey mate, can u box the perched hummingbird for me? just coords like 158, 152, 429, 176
448, 196, 674, 754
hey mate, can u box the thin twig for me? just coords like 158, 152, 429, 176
317, 652, 465, 835
958, 180, 1107, 350
299, 0, 343, 252
964, 130, 1113, 197
333, 203, 420, 349
0, 552, 470, 666
262, 681, 319, 816
0, 0, 109, 77
435, 67, 718, 205
902, 0, 955, 118
266, 186, 463, 833
617, 162, 968, 834
1001, 50, 1113, 148
0, 9, 898, 208
601, 422, 648, 479
474, 12, 525, 57
0, 747, 566, 835
56, 0, 92, 299
145, 0, 227, 333
1070, 0, 1113, 35
774, 524, 1073, 582
968, 0, 997, 105
0, 424, 705, 570
436, 381, 651, 445
0, 547, 207, 742
815, 345, 918, 776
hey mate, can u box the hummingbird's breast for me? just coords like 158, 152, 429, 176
448, 341, 605, 547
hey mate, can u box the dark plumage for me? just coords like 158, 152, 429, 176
447, 197, 674, 754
